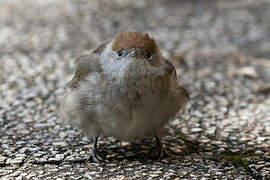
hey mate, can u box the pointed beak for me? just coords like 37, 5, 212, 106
127, 48, 147, 58
127, 48, 137, 57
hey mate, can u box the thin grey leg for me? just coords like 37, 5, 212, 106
87, 137, 104, 163
154, 135, 163, 159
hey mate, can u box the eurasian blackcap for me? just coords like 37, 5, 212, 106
61, 32, 189, 162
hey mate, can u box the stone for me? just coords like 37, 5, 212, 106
190, 128, 203, 133
0, 157, 7, 167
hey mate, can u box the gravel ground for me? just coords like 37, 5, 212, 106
1, 0, 270, 179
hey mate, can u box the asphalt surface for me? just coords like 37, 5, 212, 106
1, 0, 270, 179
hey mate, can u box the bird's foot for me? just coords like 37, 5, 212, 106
86, 137, 108, 163
86, 148, 108, 163
87, 149, 105, 163
152, 136, 163, 160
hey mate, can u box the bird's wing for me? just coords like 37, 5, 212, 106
164, 58, 190, 102
67, 42, 109, 89
178, 85, 190, 103
164, 59, 177, 78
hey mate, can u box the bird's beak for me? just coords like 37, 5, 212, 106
127, 48, 146, 59
127, 48, 137, 57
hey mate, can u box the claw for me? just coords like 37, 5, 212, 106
91, 149, 104, 163
86, 137, 108, 163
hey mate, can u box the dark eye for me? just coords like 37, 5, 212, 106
147, 51, 152, 59
117, 50, 123, 58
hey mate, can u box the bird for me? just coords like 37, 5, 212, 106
60, 32, 189, 162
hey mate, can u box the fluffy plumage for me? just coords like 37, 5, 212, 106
112, 32, 157, 54
61, 32, 189, 161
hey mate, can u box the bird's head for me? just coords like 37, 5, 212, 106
96, 32, 164, 78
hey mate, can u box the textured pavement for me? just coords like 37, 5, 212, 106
1, 0, 270, 179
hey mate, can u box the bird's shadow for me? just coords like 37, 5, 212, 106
95, 134, 201, 163
94, 132, 269, 169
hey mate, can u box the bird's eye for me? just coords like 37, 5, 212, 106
117, 50, 123, 58
146, 51, 152, 60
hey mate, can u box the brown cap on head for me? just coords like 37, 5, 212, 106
112, 32, 158, 54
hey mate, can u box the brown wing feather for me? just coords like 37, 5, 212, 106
66, 42, 110, 89
164, 59, 177, 77
164, 59, 189, 102
67, 54, 102, 89
178, 86, 190, 101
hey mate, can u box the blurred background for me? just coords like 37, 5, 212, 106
0, 0, 270, 179
0, 0, 270, 99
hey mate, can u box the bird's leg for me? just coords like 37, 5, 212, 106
87, 137, 104, 163
154, 135, 163, 160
